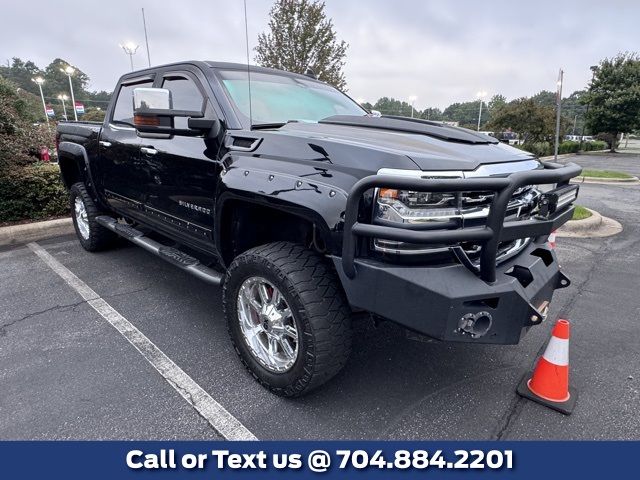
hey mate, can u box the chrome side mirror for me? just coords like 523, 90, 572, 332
133, 87, 171, 112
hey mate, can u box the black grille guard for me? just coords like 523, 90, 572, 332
341, 161, 582, 283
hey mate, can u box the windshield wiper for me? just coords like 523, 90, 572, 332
251, 122, 287, 130
251, 119, 304, 130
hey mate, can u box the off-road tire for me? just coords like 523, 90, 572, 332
70, 182, 117, 252
223, 242, 352, 397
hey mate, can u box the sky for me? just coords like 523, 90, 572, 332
1, 0, 638, 110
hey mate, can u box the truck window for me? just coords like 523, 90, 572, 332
162, 76, 205, 128
112, 80, 153, 124
162, 77, 204, 112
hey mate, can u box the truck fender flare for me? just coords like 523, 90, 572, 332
214, 189, 337, 256
57, 141, 99, 200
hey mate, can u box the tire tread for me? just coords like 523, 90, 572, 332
223, 242, 352, 397
70, 182, 117, 252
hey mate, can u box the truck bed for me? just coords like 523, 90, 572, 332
57, 121, 102, 138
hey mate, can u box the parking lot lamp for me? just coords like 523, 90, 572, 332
60, 66, 78, 121
409, 95, 417, 118
120, 42, 139, 71
31, 77, 49, 127
476, 91, 487, 131
554, 69, 564, 160
57, 94, 68, 121
579, 65, 598, 150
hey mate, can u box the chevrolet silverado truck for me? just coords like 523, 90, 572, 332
56, 61, 581, 396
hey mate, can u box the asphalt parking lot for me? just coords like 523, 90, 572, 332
1, 153, 639, 441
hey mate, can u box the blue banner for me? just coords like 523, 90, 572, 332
0, 441, 637, 478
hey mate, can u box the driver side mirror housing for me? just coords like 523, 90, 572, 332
133, 87, 220, 137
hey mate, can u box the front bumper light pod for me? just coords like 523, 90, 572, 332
537, 184, 579, 219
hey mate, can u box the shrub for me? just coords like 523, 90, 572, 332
558, 141, 580, 154
594, 133, 618, 151
518, 141, 552, 157
582, 140, 608, 151
0, 75, 55, 169
0, 162, 69, 223
515, 139, 608, 156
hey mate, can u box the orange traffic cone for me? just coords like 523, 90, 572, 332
517, 319, 577, 415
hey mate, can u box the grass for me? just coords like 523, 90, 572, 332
581, 169, 633, 179
572, 205, 592, 221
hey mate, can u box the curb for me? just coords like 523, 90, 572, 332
538, 150, 610, 161
571, 175, 639, 185
561, 208, 602, 233
0, 218, 74, 247
557, 208, 622, 238
539, 153, 577, 161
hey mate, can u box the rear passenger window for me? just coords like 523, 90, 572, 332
112, 80, 153, 124
162, 76, 204, 112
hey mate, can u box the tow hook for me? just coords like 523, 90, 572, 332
457, 311, 493, 338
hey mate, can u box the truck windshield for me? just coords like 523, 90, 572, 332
216, 69, 366, 127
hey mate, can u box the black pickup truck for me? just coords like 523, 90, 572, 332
57, 61, 581, 396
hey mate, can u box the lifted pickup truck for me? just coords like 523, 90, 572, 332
57, 61, 581, 396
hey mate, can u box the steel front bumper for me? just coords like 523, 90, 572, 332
333, 241, 568, 344
334, 161, 581, 345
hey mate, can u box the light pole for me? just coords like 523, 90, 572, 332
553, 69, 564, 160
409, 95, 417, 118
142, 8, 152, 67
119, 42, 140, 71
57, 94, 68, 121
580, 65, 598, 150
31, 77, 49, 127
476, 91, 487, 131
60, 65, 78, 121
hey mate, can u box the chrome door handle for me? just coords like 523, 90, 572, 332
99, 141, 112, 147
141, 147, 158, 155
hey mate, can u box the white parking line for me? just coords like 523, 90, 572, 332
27, 241, 257, 441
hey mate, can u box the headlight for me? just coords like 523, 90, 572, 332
372, 185, 540, 256
373, 187, 463, 255
375, 188, 460, 224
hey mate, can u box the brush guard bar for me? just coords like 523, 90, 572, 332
341, 162, 582, 283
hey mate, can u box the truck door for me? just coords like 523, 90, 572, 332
138, 70, 221, 249
99, 77, 154, 217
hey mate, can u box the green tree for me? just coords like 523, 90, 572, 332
83, 90, 112, 110
0, 57, 104, 114
371, 97, 414, 116
443, 101, 484, 129
582, 53, 640, 151
488, 94, 507, 114
255, 0, 349, 90
487, 97, 562, 143
561, 90, 588, 135
82, 108, 106, 122
0, 76, 54, 169
420, 107, 443, 121
530, 90, 556, 108
0, 58, 43, 96
41, 58, 89, 101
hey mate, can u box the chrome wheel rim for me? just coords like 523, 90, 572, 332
237, 276, 299, 373
74, 197, 90, 240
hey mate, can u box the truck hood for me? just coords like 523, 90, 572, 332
274, 116, 535, 172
